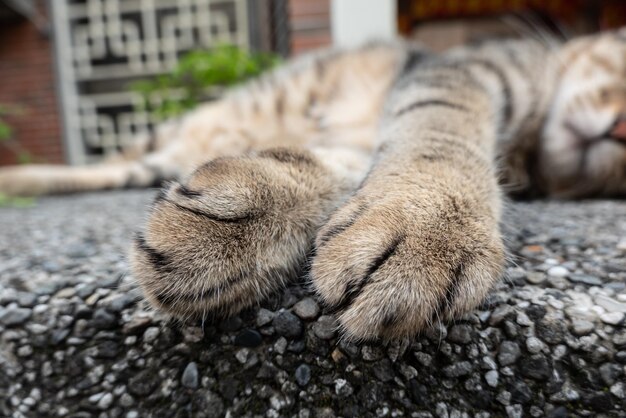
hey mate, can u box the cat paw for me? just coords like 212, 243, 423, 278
311, 183, 505, 340
130, 148, 349, 318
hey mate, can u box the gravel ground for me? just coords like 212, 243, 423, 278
1, 190, 625, 418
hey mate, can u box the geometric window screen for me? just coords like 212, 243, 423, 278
51, 0, 275, 164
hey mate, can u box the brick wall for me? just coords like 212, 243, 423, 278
0, 1, 331, 167
0, 3, 63, 166
288, 0, 332, 55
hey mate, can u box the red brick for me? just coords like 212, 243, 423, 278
0, 0, 63, 166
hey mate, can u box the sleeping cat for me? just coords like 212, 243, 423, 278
2, 29, 626, 340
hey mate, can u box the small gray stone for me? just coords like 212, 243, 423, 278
443, 361, 473, 378
143, 327, 160, 343
489, 305, 515, 326
600, 312, 624, 325
17, 292, 37, 308
17, 345, 33, 357
92, 308, 117, 329
0, 307, 32, 326
570, 318, 594, 336
181, 362, 199, 389
547, 266, 569, 277
292, 298, 320, 320
610, 382, 625, 399
485, 370, 499, 387
525, 337, 543, 354
105, 294, 135, 312
295, 364, 311, 387
119, 393, 135, 407
274, 337, 288, 354
362, 345, 384, 362
595, 295, 626, 313
97, 393, 113, 410
372, 359, 395, 382
256, 308, 275, 327
520, 354, 550, 381
312, 315, 336, 340
506, 404, 523, 418
334, 379, 354, 397
599, 363, 621, 386
515, 312, 532, 327
414, 352, 432, 367
234, 329, 262, 347
498, 341, 521, 366
447, 324, 472, 344
526, 272, 546, 285
568, 274, 602, 286
273, 311, 303, 338
549, 383, 580, 402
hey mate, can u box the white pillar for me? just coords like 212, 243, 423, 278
331, 0, 397, 48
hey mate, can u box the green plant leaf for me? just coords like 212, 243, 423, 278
0, 192, 35, 208
130, 45, 280, 120
0, 122, 12, 140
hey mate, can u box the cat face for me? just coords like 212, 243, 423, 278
540, 29, 626, 197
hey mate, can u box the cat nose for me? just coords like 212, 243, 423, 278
610, 118, 626, 141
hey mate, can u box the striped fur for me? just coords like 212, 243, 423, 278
5, 30, 626, 339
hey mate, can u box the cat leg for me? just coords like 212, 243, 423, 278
311, 68, 507, 340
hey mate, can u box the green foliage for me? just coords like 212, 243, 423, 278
0, 192, 35, 208
132, 45, 280, 120
0, 122, 12, 141
0, 104, 34, 165
0, 104, 18, 142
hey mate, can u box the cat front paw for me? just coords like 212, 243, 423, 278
130, 148, 345, 318
311, 184, 505, 340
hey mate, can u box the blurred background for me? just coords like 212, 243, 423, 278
1, 0, 625, 168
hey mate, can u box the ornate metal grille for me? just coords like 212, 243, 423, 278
51, 0, 262, 164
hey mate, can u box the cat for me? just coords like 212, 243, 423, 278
3, 29, 626, 340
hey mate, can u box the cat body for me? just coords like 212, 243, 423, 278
4, 30, 626, 339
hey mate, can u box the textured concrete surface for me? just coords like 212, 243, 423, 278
1, 190, 625, 417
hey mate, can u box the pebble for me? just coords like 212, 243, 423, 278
256, 308, 275, 327
443, 361, 473, 378
92, 308, 117, 329
312, 315, 336, 340
489, 305, 515, 326
142, 327, 160, 343
181, 362, 199, 389
447, 324, 472, 344
595, 295, 626, 313
334, 379, 353, 397
525, 337, 543, 354
0, 307, 32, 326
17, 292, 37, 308
600, 312, 624, 325
567, 274, 603, 286
570, 318, 594, 336
295, 364, 311, 387
526, 272, 546, 284
97, 393, 113, 410
104, 294, 135, 312
272, 311, 303, 338
610, 382, 625, 399
362, 345, 384, 362
485, 370, 499, 387
292, 298, 320, 320
498, 341, 521, 366
547, 266, 569, 277
234, 329, 263, 347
